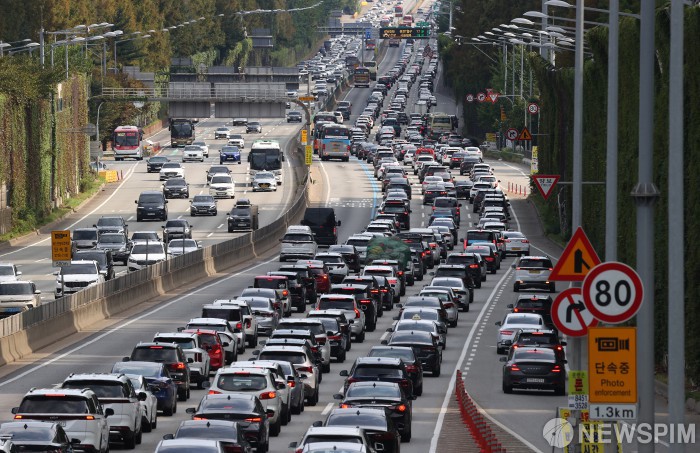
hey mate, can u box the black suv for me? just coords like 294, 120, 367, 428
278, 264, 318, 303
163, 178, 190, 199
339, 357, 414, 398
507, 294, 555, 327
268, 271, 307, 313
125, 342, 192, 401
146, 156, 170, 173
227, 198, 259, 231
327, 244, 361, 273
445, 252, 487, 288
135, 191, 168, 222
510, 329, 566, 361
301, 207, 341, 245
94, 216, 128, 236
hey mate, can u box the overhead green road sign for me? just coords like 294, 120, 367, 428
379, 27, 431, 39
416, 21, 430, 27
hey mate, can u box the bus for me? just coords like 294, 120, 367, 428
364, 61, 377, 81
402, 14, 414, 26
394, 5, 403, 17
353, 67, 371, 88
248, 140, 284, 185
169, 118, 195, 147
111, 125, 144, 161
365, 39, 376, 51
427, 113, 454, 139
318, 124, 352, 162
380, 16, 392, 28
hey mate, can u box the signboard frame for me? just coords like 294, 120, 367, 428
588, 327, 637, 404
51, 230, 72, 267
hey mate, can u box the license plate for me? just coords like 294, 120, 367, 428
3, 308, 22, 313
512, 247, 521, 251
529, 270, 541, 274
527, 378, 545, 383
218, 192, 227, 195
237, 223, 247, 226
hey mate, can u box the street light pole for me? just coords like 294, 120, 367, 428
605, 0, 619, 263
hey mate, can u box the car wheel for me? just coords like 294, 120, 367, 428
415, 383, 423, 396
163, 401, 174, 416
433, 365, 441, 377
513, 283, 520, 292
554, 385, 566, 396
357, 330, 365, 343
269, 416, 281, 436
291, 399, 302, 415
141, 416, 152, 433
151, 413, 157, 430
323, 361, 331, 373
491, 268, 497, 274
135, 427, 143, 445
476, 279, 482, 288
402, 426, 412, 442
177, 388, 187, 401
550, 283, 557, 293
248, 333, 257, 348
123, 430, 136, 449
281, 404, 289, 426
502, 382, 513, 394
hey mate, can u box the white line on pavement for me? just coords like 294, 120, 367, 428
321, 403, 333, 415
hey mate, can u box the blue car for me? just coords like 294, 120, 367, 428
220, 145, 241, 164
111, 361, 178, 416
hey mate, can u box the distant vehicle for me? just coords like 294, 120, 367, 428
227, 199, 259, 232
353, 67, 371, 88
246, 122, 262, 133
249, 140, 284, 185
214, 127, 231, 139
232, 118, 248, 126
169, 118, 195, 147
112, 125, 144, 161
286, 111, 303, 123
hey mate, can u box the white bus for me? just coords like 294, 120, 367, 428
249, 140, 284, 185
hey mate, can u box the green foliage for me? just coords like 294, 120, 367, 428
365, 237, 411, 269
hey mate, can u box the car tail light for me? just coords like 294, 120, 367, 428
395, 404, 407, 412
443, 302, 454, 309
317, 337, 327, 345
552, 365, 562, 373
287, 380, 296, 388
522, 239, 530, 243
485, 257, 494, 262
282, 290, 289, 297
208, 390, 222, 395
500, 330, 514, 335
360, 299, 372, 305
311, 346, 319, 352
235, 322, 242, 331
323, 274, 329, 281
174, 362, 186, 370
259, 391, 277, 400
245, 416, 263, 423
504, 239, 511, 243
354, 308, 361, 318
509, 365, 520, 371
371, 289, 379, 293
298, 366, 313, 373
245, 319, 251, 329
210, 345, 222, 355
193, 416, 208, 420
328, 334, 342, 341
430, 243, 437, 249
405, 364, 417, 373
340, 403, 352, 409
513, 308, 520, 313
400, 379, 411, 388
556, 345, 563, 351
381, 288, 388, 293
469, 264, 479, 269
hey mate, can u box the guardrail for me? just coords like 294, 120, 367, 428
101, 86, 290, 102
0, 143, 309, 367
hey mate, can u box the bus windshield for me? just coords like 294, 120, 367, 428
171, 121, 193, 138
250, 149, 281, 171
114, 131, 139, 147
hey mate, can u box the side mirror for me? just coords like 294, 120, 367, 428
105, 408, 115, 417
506, 304, 514, 309
386, 327, 394, 332
381, 340, 388, 345
561, 341, 567, 346
122, 357, 130, 362
162, 434, 174, 440
511, 263, 516, 269
499, 357, 507, 362
289, 443, 298, 448
333, 393, 343, 400
251, 350, 260, 356
186, 357, 194, 363
495, 321, 502, 326
70, 439, 81, 445
337, 220, 342, 226
339, 370, 349, 377
276, 382, 286, 390
312, 420, 323, 427
11, 407, 18, 414
185, 408, 196, 414
138, 392, 148, 401
201, 380, 211, 388
221, 342, 230, 347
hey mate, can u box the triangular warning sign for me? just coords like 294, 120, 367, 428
549, 227, 602, 281
517, 127, 532, 141
532, 174, 560, 200
488, 92, 499, 103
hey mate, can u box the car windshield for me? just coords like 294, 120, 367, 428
327, 412, 387, 427
131, 244, 164, 255
97, 218, 122, 226
156, 337, 196, 349
421, 291, 450, 302
98, 234, 125, 244
149, 157, 168, 163
211, 176, 231, 184
283, 234, 313, 242
216, 373, 268, 391
112, 362, 163, 377
354, 366, 402, 378
139, 194, 163, 204
513, 349, 556, 360
304, 436, 362, 445
255, 172, 275, 179
62, 381, 127, 398
0, 425, 54, 441
318, 299, 355, 310
166, 179, 186, 187
0, 283, 34, 295
258, 352, 307, 364
165, 221, 187, 228
131, 347, 178, 362
256, 278, 286, 290
131, 233, 159, 241
242, 298, 272, 309
176, 425, 238, 439
346, 384, 401, 399
345, 238, 370, 247
169, 240, 197, 249
161, 163, 181, 169
401, 310, 438, 321
60, 264, 96, 275
396, 322, 434, 334
519, 258, 552, 268
193, 195, 214, 203
505, 315, 542, 325
18, 396, 89, 414
518, 334, 557, 345
73, 230, 97, 240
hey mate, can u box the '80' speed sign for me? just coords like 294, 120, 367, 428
582, 262, 644, 324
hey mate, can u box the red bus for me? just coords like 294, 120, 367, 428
403, 14, 414, 26
394, 5, 403, 17
111, 125, 144, 161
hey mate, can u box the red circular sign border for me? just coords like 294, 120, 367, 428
582, 262, 644, 324
551, 287, 598, 337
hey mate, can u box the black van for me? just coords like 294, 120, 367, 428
301, 207, 341, 245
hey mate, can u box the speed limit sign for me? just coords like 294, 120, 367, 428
582, 262, 644, 324
528, 103, 539, 114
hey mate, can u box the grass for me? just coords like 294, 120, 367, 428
655, 372, 700, 401
527, 193, 568, 249
0, 175, 104, 243
483, 149, 529, 164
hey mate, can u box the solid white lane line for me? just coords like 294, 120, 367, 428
0, 254, 282, 388
321, 403, 333, 415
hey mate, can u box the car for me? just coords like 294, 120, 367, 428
512, 255, 556, 292
289, 427, 378, 452
508, 294, 555, 327
54, 260, 105, 299
126, 342, 193, 401
228, 360, 293, 426
252, 171, 278, 192
228, 134, 245, 148
93, 233, 130, 267
255, 344, 321, 406
254, 275, 292, 317
314, 253, 350, 284
246, 121, 262, 133
280, 226, 318, 262
495, 313, 547, 354
124, 374, 159, 432
190, 140, 209, 158
227, 198, 259, 231
60, 373, 144, 448
207, 367, 282, 436
146, 156, 170, 173
185, 317, 239, 363
166, 239, 201, 257
11, 388, 112, 453
162, 420, 253, 453
111, 361, 179, 416
368, 344, 424, 396
159, 162, 185, 180
382, 329, 442, 377
287, 111, 303, 122
182, 144, 204, 162
232, 118, 248, 126
94, 216, 128, 236
319, 407, 404, 451
135, 191, 168, 222
339, 356, 414, 398
202, 301, 252, 352
390, 318, 447, 351
190, 194, 218, 216
162, 219, 192, 243
0, 421, 78, 452
127, 241, 166, 272
503, 231, 531, 256
464, 244, 499, 274
180, 328, 227, 371
501, 347, 566, 395
327, 244, 362, 273
219, 145, 242, 164
162, 178, 190, 199
214, 127, 231, 139
155, 439, 225, 453
71, 227, 99, 253
0, 281, 42, 318
277, 319, 332, 371
209, 173, 236, 199
316, 294, 366, 342
130, 231, 161, 243
0, 263, 21, 283
445, 252, 487, 287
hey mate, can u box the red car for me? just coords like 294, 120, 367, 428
183, 329, 225, 370
296, 259, 331, 294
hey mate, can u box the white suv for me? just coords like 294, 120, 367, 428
280, 225, 317, 262
317, 294, 366, 342
54, 260, 105, 299
61, 373, 145, 449
12, 388, 112, 453
152, 332, 211, 388
208, 366, 285, 436
512, 255, 556, 293
212, 299, 259, 348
